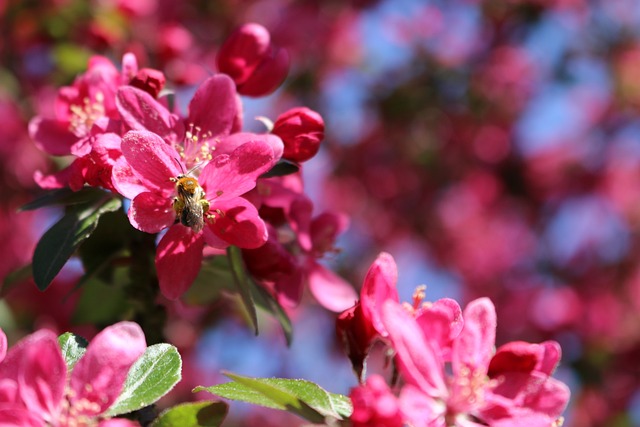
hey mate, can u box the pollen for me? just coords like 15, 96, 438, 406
177, 123, 219, 168
68, 92, 106, 137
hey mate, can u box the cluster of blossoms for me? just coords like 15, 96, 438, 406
0, 322, 146, 426
14, 15, 576, 427
28, 23, 355, 310
339, 253, 570, 427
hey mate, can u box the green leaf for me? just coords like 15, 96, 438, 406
105, 344, 182, 417
32, 196, 121, 291
20, 187, 109, 211
260, 160, 299, 178
151, 401, 228, 427
195, 373, 353, 423
226, 246, 258, 335
250, 280, 293, 346
58, 332, 88, 371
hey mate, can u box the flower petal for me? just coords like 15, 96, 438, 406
217, 132, 284, 161
361, 252, 400, 337
116, 86, 180, 141
187, 74, 238, 138
111, 157, 149, 200
0, 407, 44, 427
70, 322, 147, 417
381, 300, 447, 397
17, 330, 66, 422
128, 192, 176, 233
121, 130, 181, 192
28, 117, 76, 156
307, 261, 358, 312
205, 198, 267, 249
156, 224, 205, 300
199, 140, 275, 200
453, 297, 497, 377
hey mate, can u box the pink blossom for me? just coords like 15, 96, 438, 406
112, 129, 277, 299
0, 322, 146, 426
29, 54, 135, 157
116, 73, 244, 170
381, 298, 570, 426
243, 174, 357, 311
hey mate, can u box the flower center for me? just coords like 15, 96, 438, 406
176, 123, 218, 169
68, 92, 106, 137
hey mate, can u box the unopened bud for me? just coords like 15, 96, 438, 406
272, 107, 324, 162
216, 23, 289, 97
129, 68, 166, 98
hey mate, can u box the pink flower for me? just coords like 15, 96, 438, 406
381, 298, 570, 426
29, 54, 136, 157
243, 174, 357, 311
216, 23, 290, 97
0, 322, 146, 426
112, 129, 277, 299
116, 73, 246, 170
272, 107, 325, 162
350, 374, 403, 427
30, 54, 139, 192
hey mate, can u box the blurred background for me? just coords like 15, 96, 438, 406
2, 0, 640, 426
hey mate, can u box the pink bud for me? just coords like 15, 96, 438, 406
272, 107, 324, 162
129, 68, 166, 98
216, 23, 289, 97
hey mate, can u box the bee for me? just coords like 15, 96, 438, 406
171, 175, 210, 233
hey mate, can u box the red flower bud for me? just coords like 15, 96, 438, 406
272, 107, 324, 162
216, 23, 289, 97
129, 68, 166, 98
336, 302, 377, 380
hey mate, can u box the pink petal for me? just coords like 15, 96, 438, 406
111, 157, 149, 200
187, 74, 238, 138
398, 384, 443, 427
205, 198, 267, 249
99, 418, 142, 427
310, 211, 349, 255
0, 407, 44, 427
116, 86, 179, 141
70, 322, 147, 416
156, 224, 205, 300
274, 268, 305, 308
381, 300, 447, 397
415, 298, 463, 360
538, 341, 562, 376
360, 252, 400, 337
453, 297, 496, 377
16, 330, 66, 422
217, 132, 284, 161
28, 117, 76, 156
199, 140, 275, 200
128, 192, 176, 233
34, 168, 73, 190
121, 130, 181, 192
307, 261, 358, 312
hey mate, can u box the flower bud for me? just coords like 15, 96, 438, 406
272, 107, 324, 162
216, 23, 289, 97
129, 68, 166, 98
